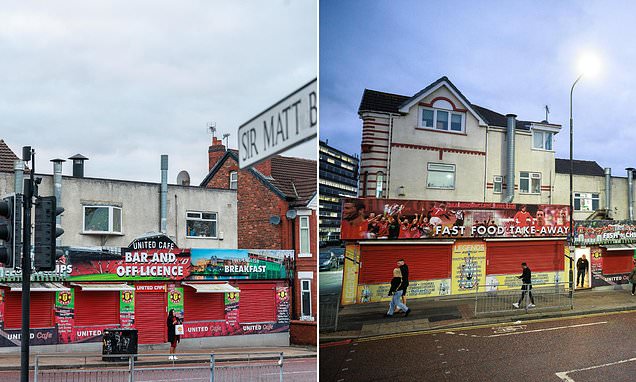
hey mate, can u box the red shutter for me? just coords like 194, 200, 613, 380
486, 240, 565, 275
603, 250, 634, 274
359, 244, 452, 284
135, 292, 166, 344
74, 290, 120, 327
184, 288, 225, 321
4, 292, 54, 329
239, 283, 276, 323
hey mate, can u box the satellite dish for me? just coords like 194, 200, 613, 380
269, 216, 281, 225
176, 170, 191, 186
286, 210, 297, 220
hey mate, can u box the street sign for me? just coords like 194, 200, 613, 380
238, 78, 317, 168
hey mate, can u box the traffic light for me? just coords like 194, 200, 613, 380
34, 196, 64, 271
0, 194, 22, 269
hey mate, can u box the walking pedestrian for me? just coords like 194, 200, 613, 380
398, 259, 409, 307
512, 262, 535, 309
385, 267, 411, 317
167, 309, 180, 360
629, 263, 636, 296
576, 255, 589, 288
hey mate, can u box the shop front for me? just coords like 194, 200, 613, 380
574, 221, 636, 289
340, 198, 569, 305
0, 235, 294, 349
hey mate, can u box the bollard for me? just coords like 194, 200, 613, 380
279, 352, 284, 382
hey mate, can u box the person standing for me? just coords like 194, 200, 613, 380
167, 309, 180, 360
513, 263, 535, 308
398, 259, 409, 307
577, 255, 589, 288
629, 263, 636, 296
385, 267, 411, 317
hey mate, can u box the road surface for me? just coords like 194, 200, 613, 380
320, 310, 636, 381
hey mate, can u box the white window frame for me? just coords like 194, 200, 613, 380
186, 211, 218, 239
532, 130, 554, 151
493, 176, 503, 194
82, 205, 123, 234
427, 163, 456, 190
300, 279, 313, 320
574, 192, 600, 211
229, 171, 238, 190
519, 172, 541, 194
419, 106, 465, 133
375, 172, 384, 198
299, 216, 310, 256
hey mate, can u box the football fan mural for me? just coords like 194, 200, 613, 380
340, 198, 571, 240
0, 235, 294, 348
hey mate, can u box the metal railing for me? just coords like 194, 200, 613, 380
33, 352, 285, 382
475, 282, 572, 316
319, 292, 340, 332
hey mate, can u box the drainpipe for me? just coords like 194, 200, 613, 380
503, 114, 517, 203
627, 168, 635, 220
160, 155, 168, 234
14, 160, 24, 194
51, 159, 65, 246
604, 168, 611, 218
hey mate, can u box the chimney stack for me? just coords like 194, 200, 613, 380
68, 154, 88, 178
208, 137, 226, 171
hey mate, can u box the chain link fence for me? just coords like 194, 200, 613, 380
475, 282, 572, 316
33, 352, 285, 382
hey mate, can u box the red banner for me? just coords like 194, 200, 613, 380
340, 199, 571, 240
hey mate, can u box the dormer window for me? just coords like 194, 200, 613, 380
420, 105, 465, 133
533, 130, 553, 150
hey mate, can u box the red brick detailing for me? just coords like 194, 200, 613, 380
363, 122, 390, 127
290, 320, 316, 345
392, 142, 486, 156
418, 97, 467, 112
204, 154, 317, 321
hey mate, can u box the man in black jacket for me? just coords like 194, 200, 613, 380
398, 259, 409, 306
577, 254, 589, 288
513, 262, 535, 309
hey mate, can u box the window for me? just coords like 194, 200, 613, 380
186, 211, 217, 238
574, 193, 600, 211
229, 171, 238, 190
375, 172, 384, 198
299, 216, 310, 254
301, 280, 312, 319
427, 163, 455, 189
420, 107, 464, 133
83, 205, 122, 234
533, 131, 553, 150
519, 172, 541, 194
493, 176, 503, 194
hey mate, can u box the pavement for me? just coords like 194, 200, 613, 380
0, 345, 317, 371
320, 285, 636, 342
320, 311, 636, 381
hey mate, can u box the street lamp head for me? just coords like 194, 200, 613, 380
577, 52, 601, 78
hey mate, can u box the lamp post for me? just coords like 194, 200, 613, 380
569, 74, 583, 301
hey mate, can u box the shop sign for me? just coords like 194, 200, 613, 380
189, 249, 294, 280
276, 287, 290, 324
135, 284, 166, 292
0, 328, 57, 347
340, 199, 570, 241
574, 221, 636, 245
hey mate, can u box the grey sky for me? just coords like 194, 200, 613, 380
0, 0, 317, 183
320, 0, 635, 178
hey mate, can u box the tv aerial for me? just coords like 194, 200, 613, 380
222, 133, 230, 148
208, 122, 217, 138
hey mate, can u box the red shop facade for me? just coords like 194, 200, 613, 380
0, 235, 293, 349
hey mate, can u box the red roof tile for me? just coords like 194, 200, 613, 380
0, 140, 19, 173
269, 156, 316, 204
